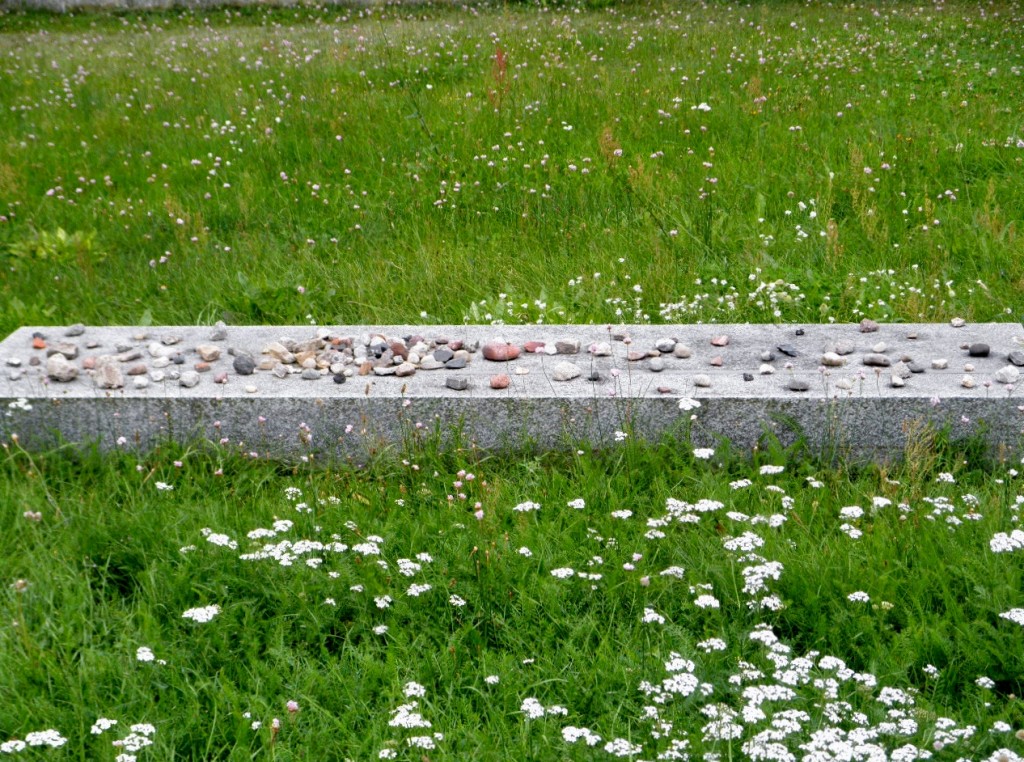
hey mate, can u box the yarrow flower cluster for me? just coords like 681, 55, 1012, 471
181, 605, 221, 623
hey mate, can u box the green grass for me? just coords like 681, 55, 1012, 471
0, 0, 1022, 332
2, 431, 1024, 759
3, 2, 1024, 758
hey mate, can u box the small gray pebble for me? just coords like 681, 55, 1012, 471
64, 323, 86, 337
301, 368, 321, 380
133, 376, 149, 389
179, 371, 200, 388
862, 353, 891, 367
693, 374, 712, 388
672, 344, 692, 359
1008, 350, 1024, 367
233, 355, 256, 376
210, 321, 228, 341
931, 358, 948, 370
788, 378, 810, 392
446, 377, 469, 391
968, 343, 990, 358
655, 338, 676, 353
647, 357, 665, 372
333, 373, 347, 384
890, 375, 906, 388
445, 357, 467, 370
743, 373, 754, 382
760, 350, 776, 362
777, 344, 798, 358
907, 362, 926, 374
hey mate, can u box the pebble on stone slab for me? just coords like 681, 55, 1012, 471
1009, 351, 1024, 367
859, 318, 880, 333
995, 366, 1021, 384
47, 342, 79, 360
968, 343, 990, 358
246, 384, 258, 393
94, 356, 124, 390
821, 352, 845, 367
64, 323, 85, 337
647, 357, 665, 372
482, 342, 520, 362
693, 374, 712, 388
759, 364, 774, 375
552, 361, 581, 382
233, 355, 256, 375
743, 373, 754, 382
210, 321, 228, 341
710, 335, 730, 347
555, 340, 580, 355
490, 374, 510, 389
961, 375, 976, 389
931, 358, 948, 370
788, 378, 810, 392
523, 341, 545, 353
514, 366, 529, 376
373, 366, 397, 377
301, 368, 321, 380
862, 354, 891, 367
589, 342, 613, 357
951, 317, 966, 328
672, 344, 692, 359
46, 354, 77, 382
395, 362, 416, 377
777, 344, 798, 358
196, 344, 221, 362
446, 377, 469, 391
871, 342, 888, 354
179, 371, 200, 388
214, 372, 228, 384
891, 362, 913, 380
133, 377, 149, 389
655, 338, 676, 353
890, 375, 906, 388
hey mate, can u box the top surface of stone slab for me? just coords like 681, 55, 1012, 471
3, 323, 1023, 401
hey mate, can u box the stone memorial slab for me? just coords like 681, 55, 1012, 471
2, 323, 1023, 460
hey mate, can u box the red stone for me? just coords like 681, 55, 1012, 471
709, 356, 723, 367
524, 341, 546, 353
490, 374, 510, 389
710, 335, 730, 347
482, 342, 521, 362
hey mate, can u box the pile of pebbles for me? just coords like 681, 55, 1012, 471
4, 318, 1024, 394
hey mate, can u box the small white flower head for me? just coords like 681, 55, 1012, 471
484, 675, 500, 685
181, 605, 220, 623
403, 681, 427, 698
449, 595, 466, 607
136, 646, 156, 662
847, 591, 871, 603
567, 498, 586, 510
678, 398, 702, 411
693, 447, 715, 460
513, 500, 541, 512
91, 718, 118, 735
760, 465, 785, 475
372, 625, 389, 635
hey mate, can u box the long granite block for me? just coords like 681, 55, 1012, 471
2, 323, 1023, 459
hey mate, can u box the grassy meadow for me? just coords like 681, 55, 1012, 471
3, 0, 1024, 759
